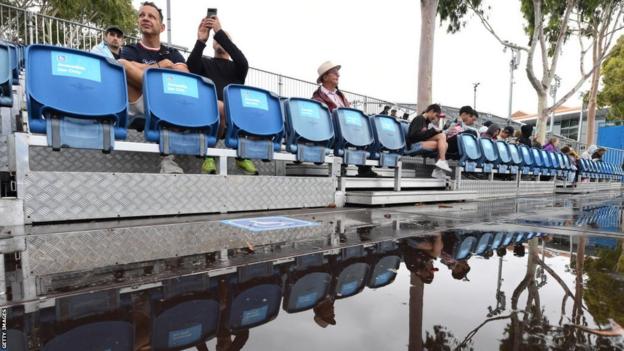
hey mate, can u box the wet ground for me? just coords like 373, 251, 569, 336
1, 191, 623, 350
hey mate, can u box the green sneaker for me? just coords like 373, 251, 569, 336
236, 158, 259, 175
201, 157, 217, 174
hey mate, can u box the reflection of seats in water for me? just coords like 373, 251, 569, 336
454, 232, 478, 260
39, 288, 134, 351
149, 274, 220, 351
6, 306, 29, 351
225, 262, 282, 332
475, 232, 494, 256
490, 232, 506, 250
366, 241, 401, 289
282, 253, 332, 313
331, 245, 370, 299
27, 45, 128, 152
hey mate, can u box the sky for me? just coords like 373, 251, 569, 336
130, 0, 611, 117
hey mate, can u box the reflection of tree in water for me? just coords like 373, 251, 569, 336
424, 325, 471, 351
498, 237, 624, 350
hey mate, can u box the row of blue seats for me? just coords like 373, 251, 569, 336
457, 133, 622, 179
453, 231, 546, 260
10, 243, 400, 351
0, 41, 24, 107
578, 158, 623, 179
18, 44, 406, 168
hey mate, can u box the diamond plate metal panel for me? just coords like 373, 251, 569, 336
459, 180, 519, 198
25, 219, 335, 275
29, 132, 286, 175
518, 180, 555, 195
0, 135, 8, 171
23, 172, 336, 223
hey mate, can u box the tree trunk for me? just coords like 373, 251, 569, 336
417, 0, 438, 112
408, 273, 424, 351
535, 93, 549, 144
586, 38, 602, 145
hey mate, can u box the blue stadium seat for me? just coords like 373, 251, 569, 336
455, 234, 477, 260
0, 43, 13, 107
150, 275, 220, 350
369, 115, 405, 168
457, 134, 482, 172
501, 232, 515, 247
332, 108, 374, 166
5, 43, 19, 85
517, 144, 534, 174
495, 141, 513, 173
507, 143, 522, 174
514, 232, 526, 243
530, 148, 545, 175
367, 241, 400, 289
26, 45, 128, 152
579, 159, 591, 178
39, 289, 133, 351
143, 69, 219, 156
478, 138, 499, 172
546, 151, 561, 176
539, 150, 555, 176
223, 84, 284, 160
283, 98, 334, 163
226, 263, 282, 332
283, 253, 331, 313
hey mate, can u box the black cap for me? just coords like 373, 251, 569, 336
105, 25, 124, 36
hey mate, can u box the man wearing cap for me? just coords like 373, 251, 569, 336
312, 61, 378, 177
91, 25, 124, 60
406, 103, 452, 178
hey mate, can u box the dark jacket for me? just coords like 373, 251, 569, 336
518, 124, 533, 147
311, 87, 350, 112
406, 114, 440, 145
187, 31, 248, 101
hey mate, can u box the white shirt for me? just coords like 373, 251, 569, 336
321, 86, 346, 108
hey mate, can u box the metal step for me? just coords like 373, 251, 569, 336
0, 198, 23, 226
342, 177, 446, 189
346, 190, 478, 205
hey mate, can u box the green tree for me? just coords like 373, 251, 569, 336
597, 36, 624, 123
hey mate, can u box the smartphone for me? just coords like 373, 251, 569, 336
207, 8, 217, 18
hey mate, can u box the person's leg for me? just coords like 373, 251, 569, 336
431, 133, 448, 161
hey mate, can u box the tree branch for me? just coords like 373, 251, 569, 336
547, 0, 576, 86
526, 1, 544, 94
457, 312, 527, 349
468, 2, 529, 52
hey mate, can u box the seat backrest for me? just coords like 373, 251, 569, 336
399, 120, 410, 138
371, 115, 405, 153
0, 44, 10, 85
284, 271, 331, 313
507, 143, 522, 165
143, 68, 219, 143
518, 144, 532, 166
228, 283, 282, 331
223, 84, 284, 150
367, 255, 400, 288
547, 151, 559, 169
335, 262, 369, 299
495, 141, 512, 164
333, 108, 375, 150
479, 138, 499, 164
540, 150, 552, 168
26, 45, 128, 137
151, 299, 220, 350
556, 153, 567, 169
458, 133, 481, 163
531, 148, 543, 167
284, 98, 333, 150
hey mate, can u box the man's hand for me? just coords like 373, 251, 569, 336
197, 18, 210, 43
158, 58, 174, 68
206, 16, 222, 33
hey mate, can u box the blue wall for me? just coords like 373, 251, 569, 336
597, 125, 624, 165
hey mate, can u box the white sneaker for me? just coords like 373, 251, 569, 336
431, 168, 447, 179
435, 159, 452, 173
160, 155, 184, 174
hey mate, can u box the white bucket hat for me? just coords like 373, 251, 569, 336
316, 61, 341, 84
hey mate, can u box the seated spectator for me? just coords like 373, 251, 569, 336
581, 144, 597, 160
445, 105, 478, 156
543, 137, 559, 152
498, 126, 515, 141
90, 25, 124, 59
312, 61, 378, 177
380, 105, 391, 115
406, 103, 452, 178
402, 112, 410, 120
560, 145, 578, 168
187, 14, 257, 175
480, 124, 500, 140
118, 2, 189, 174
518, 124, 533, 147
592, 147, 607, 161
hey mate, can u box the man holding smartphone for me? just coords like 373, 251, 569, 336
187, 10, 252, 175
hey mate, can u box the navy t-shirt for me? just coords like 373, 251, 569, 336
120, 42, 185, 65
